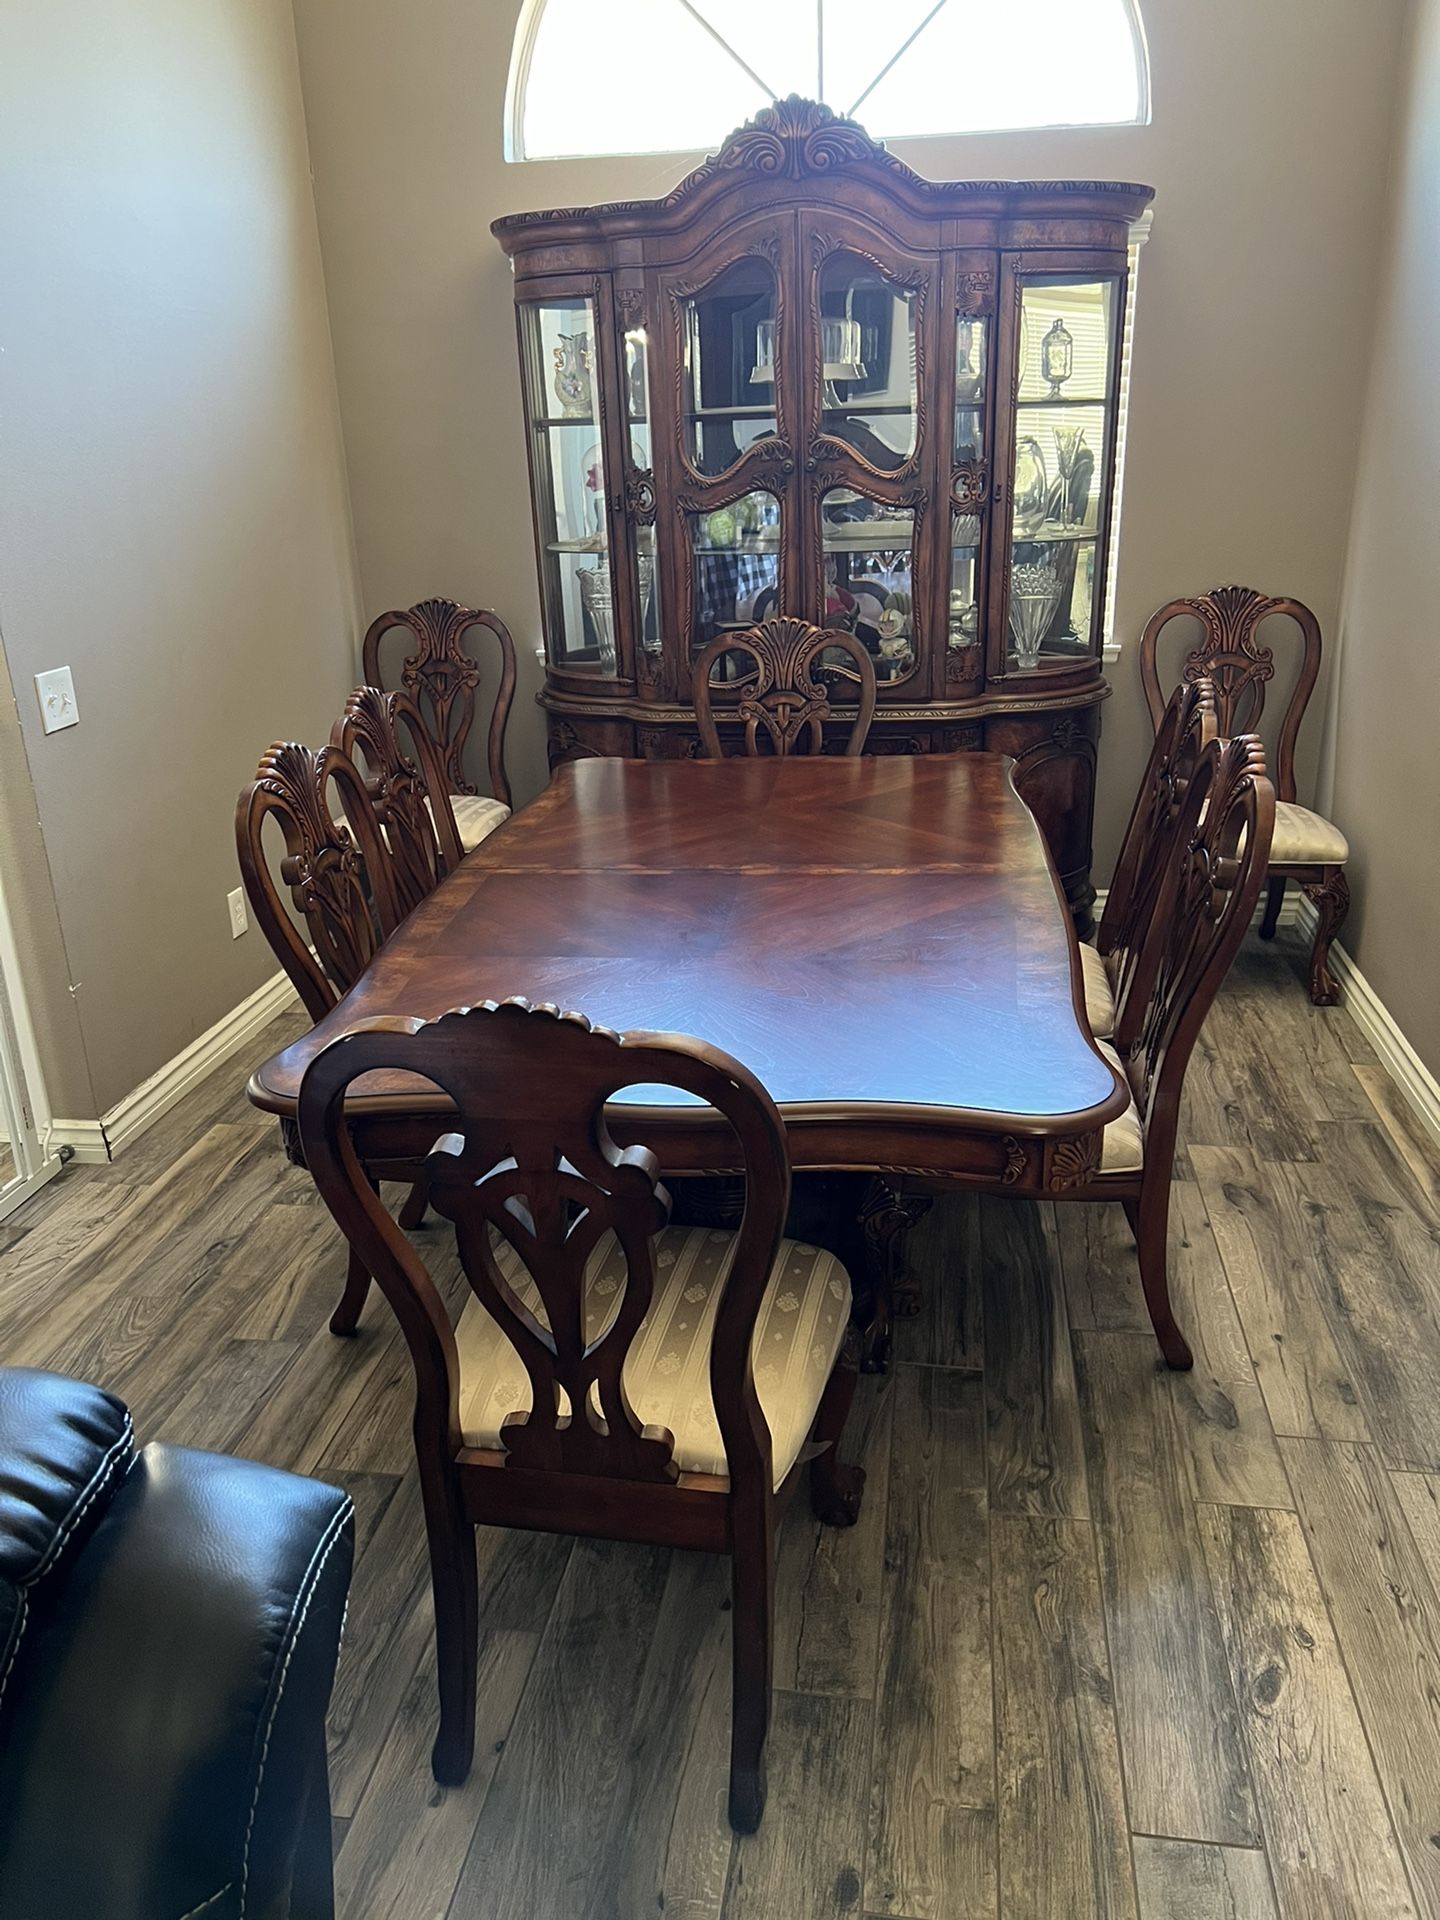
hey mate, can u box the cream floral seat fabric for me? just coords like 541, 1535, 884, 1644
1269, 801, 1348, 867
453, 1225, 851, 1488
1092, 1039, 1144, 1174
1079, 943, 1116, 1040
448, 793, 511, 852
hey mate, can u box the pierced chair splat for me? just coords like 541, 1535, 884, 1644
692, 618, 878, 759
1139, 585, 1349, 1003
1078, 733, 1275, 1366
297, 997, 864, 1834
332, 684, 464, 916
362, 597, 517, 851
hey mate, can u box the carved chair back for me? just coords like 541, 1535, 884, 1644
1098, 677, 1217, 1018
693, 618, 877, 758
362, 598, 517, 809
332, 686, 464, 918
235, 742, 399, 1023
1138, 585, 1322, 804
298, 999, 792, 1497
1112, 734, 1275, 1167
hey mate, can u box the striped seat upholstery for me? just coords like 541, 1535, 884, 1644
455, 1225, 851, 1487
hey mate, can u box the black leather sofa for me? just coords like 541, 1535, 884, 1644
0, 1366, 354, 1919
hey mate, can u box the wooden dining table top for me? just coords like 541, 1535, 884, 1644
248, 754, 1128, 1185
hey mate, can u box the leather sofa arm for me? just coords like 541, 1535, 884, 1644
0, 1441, 354, 1920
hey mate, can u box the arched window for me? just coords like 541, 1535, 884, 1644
507, 0, 1149, 162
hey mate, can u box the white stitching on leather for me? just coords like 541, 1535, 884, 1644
24, 1416, 135, 1587
175, 1884, 233, 1918
238, 1498, 353, 1919
0, 1593, 29, 1717
0, 1417, 135, 1718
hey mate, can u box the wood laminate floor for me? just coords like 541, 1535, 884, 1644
5, 929, 1440, 1918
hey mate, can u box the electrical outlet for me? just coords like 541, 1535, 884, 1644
227, 887, 248, 939
34, 666, 79, 734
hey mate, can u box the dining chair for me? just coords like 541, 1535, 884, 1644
331, 684, 465, 917
235, 741, 413, 1336
1139, 585, 1349, 1003
297, 997, 864, 1833
693, 616, 878, 758
1082, 676, 1218, 1041
1069, 733, 1275, 1368
362, 597, 517, 850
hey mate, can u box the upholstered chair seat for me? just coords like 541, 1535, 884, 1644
455, 1226, 851, 1487
1080, 943, 1117, 1040
1092, 1040, 1145, 1173
449, 793, 512, 851
1270, 800, 1349, 867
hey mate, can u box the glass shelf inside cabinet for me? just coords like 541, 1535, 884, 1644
1007, 277, 1117, 672
689, 492, 781, 656
822, 487, 916, 683
521, 295, 616, 674
817, 254, 919, 474
684, 258, 779, 477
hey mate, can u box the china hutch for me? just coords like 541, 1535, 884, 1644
492, 98, 1153, 923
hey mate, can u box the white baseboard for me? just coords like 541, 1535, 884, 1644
48, 971, 300, 1165
1293, 896, 1440, 1156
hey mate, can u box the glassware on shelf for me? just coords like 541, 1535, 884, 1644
683, 258, 777, 477
1012, 436, 1049, 537
552, 330, 594, 418
1041, 317, 1074, 399
955, 316, 983, 405
575, 561, 617, 673
1009, 558, 1063, 670
637, 550, 658, 653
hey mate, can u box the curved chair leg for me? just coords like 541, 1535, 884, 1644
399, 1180, 428, 1231
1133, 1187, 1193, 1370
1302, 867, 1350, 1007
727, 1503, 775, 1833
329, 1244, 371, 1337
421, 1465, 479, 1787
809, 1340, 865, 1528
1259, 873, 1287, 940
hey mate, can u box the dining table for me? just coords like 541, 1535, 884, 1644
249, 752, 1128, 1359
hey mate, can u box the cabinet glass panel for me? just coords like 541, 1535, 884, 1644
822, 486, 916, 684
818, 254, 919, 472
682, 258, 778, 477
948, 510, 982, 664
954, 312, 987, 462
689, 491, 781, 655
519, 296, 616, 674
624, 320, 661, 653
1007, 277, 1117, 671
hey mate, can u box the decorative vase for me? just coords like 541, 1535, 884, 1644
1012, 437, 1049, 538
1041, 317, 1074, 399
576, 560, 616, 672
552, 331, 594, 418
637, 551, 659, 653
1008, 558, 1063, 670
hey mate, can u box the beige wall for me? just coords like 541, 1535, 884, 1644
0, 0, 361, 1114
291, 0, 1409, 857
1323, 0, 1440, 1078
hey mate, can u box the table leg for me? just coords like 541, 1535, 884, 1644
857, 1178, 934, 1370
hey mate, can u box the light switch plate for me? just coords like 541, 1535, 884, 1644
34, 667, 79, 735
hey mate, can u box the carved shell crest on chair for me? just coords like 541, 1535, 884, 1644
254, 742, 376, 986
387, 598, 484, 794
1175, 585, 1280, 731
697, 616, 874, 757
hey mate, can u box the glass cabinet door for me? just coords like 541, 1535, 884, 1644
623, 314, 661, 658
822, 486, 917, 683
688, 491, 782, 656
1004, 276, 1120, 673
815, 253, 920, 474
519, 295, 619, 675
948, 300, 989, 678
680, 256, 781, 478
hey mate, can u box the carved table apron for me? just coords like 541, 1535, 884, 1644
249, 755, 1127, 1363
